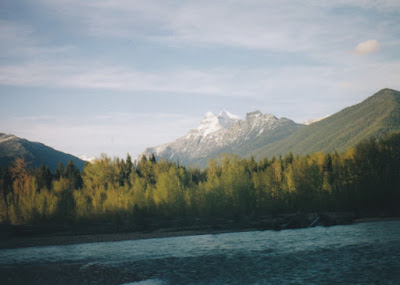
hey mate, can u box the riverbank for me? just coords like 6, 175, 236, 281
1, 214, 398, 249
0, 227, 241, 249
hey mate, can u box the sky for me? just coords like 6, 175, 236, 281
1, 0, 400, 159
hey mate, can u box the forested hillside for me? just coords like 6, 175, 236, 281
1, 132, 399, 226
252, 88, 400, 159
0, 134, 86, 171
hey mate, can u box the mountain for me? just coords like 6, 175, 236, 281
141, 110, 303, 167
0, 134, 86, 171
252, 88, 400, 159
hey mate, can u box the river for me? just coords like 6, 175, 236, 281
1, 221, 399, 284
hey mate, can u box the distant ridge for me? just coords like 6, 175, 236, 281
0, 134, 86, 171
252, 88, 400, 159
140, 110, 302, 168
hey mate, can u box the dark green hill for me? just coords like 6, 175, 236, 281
252, 88, 400, 159
0, 134, 86, 171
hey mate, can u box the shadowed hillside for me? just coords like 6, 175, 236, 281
0, 134, 85, 171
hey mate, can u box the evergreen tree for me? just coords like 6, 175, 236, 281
36, 164, 52, 190
64, 160, 83, 190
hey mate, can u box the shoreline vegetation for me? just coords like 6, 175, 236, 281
1, 214, 399, 249
1, 133, 400, 249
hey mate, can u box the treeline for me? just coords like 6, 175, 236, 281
0, 133, 399, 226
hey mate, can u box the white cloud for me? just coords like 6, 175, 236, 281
3, 1, 398, 63
31, 1, 362, 53
354, 39, 380, 55
32, 0, 398, 55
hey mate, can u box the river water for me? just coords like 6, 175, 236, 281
1, 221, 399, 284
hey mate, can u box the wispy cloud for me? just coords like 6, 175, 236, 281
0, 62, 248, 96
33, 0, 400, 54
1, 58, 400, 102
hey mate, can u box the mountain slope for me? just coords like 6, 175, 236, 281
141, 110, 303, 167
0, 134, 86, 171
252, 88, 400, 159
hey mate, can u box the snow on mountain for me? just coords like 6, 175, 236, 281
219, 110, 241, 124
140, 110, 302, 168
187, 110, 241, 140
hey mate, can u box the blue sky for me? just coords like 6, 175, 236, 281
1, 0, 400, 159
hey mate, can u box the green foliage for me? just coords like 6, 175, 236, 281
0, 133, 399, 226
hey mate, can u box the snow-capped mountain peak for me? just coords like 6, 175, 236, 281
141, 110, 302, 168
193, 110, 241, 138
218, 110, 241, 122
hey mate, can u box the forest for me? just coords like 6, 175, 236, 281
0, 132, 399, 228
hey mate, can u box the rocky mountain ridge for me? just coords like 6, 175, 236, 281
141, 110, 303, 167
141, 88, 400, 167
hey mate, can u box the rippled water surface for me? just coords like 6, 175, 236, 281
1, 221, 400, 284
